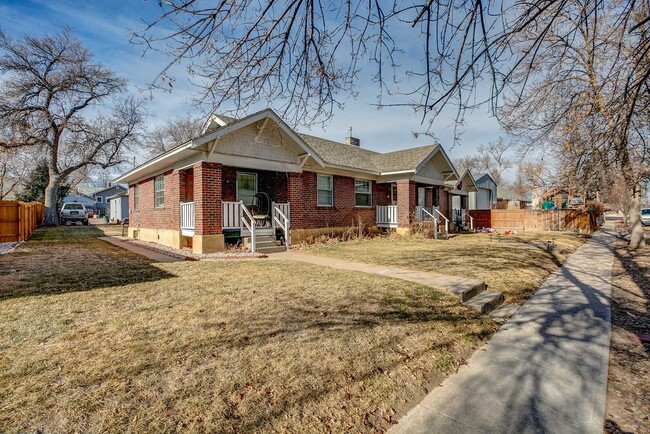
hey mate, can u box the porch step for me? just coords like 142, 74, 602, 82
243, 235, 287, 253
464, 290, 505, 314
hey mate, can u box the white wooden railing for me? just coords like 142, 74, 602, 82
433, 207, 449, 237
180, 202, 195, 234
223, 201, 241, 229
376, 205, 398, 228
239, 201, 256, 252
453, 209, 473, 230
272, 203, 290, 249
417, 206, 441, 239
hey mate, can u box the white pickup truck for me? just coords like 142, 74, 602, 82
60, 203, 89, 225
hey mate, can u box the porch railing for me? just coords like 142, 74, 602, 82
272, 202, 290, 249
223, 201, 242, 229
180, 202, 195, 235
376, 205, 398, 228
239, 201, 256, 252
416, 206, 440, 239
433, 208, 449, 237
453, 209, 473, 230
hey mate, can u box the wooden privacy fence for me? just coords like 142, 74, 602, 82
468, 209, 599, 233
0, 201, 45, 242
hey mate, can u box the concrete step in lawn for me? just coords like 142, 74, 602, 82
487, 303, 521, 324
463, 290, 505, 314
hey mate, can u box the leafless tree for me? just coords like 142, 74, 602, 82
0, 147, 33, 200
0, 29, 145, 225
511, 161, 549, 196
144, 115, 203, 157
501, 1, 650, 249
454, 137, 514, 183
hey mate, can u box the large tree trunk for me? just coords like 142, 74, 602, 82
628, 184, 646, 250
44, 175, 61, 226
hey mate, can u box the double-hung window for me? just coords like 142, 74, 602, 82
154, 175, 165, 208
317, 174, 333, 206
133, 184, 139, 210
354, 179, 372, 207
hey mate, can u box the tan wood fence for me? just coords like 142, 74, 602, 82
468, 209, 598, 233
0, 201, 45, 242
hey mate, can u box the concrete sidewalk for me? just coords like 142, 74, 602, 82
389, 228, 615, 434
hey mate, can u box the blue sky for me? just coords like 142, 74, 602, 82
0, 0, 505, 163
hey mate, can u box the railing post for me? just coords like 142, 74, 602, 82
271, 201, 276, 232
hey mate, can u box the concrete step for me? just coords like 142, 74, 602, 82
446, 280, 486, 303
488, 303, 521, 324
256, 245, 287, 254
464, 290, 505, 314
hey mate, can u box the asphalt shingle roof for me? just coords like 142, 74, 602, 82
216, 113, 440, 174
497, 186, 530, 202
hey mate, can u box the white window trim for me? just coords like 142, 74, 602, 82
154, 175, 165, 209
96, 196, 103, 203
316, 174, 334, 207
354, 179, 372, 208
133, 184, 139, 211
236, 172, 258, 204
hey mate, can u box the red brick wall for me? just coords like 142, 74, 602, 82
439, 187, 450, 220
128, 170, 178, 230
288, 171, 390, 229
396, 180, 416, 227
194, 162, 222, 235
221, 166, 289, 203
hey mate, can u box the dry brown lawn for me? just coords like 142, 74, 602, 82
302, 231, 587, 304
0, 225, 495, 433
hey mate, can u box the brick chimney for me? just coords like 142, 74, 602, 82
345, 127, 360, 147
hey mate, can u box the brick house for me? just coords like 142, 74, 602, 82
115, 109, 477, 253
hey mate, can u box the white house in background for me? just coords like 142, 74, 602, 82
469, 173, 498, 210
62, 193, 95, 209
108, 192, 129, 223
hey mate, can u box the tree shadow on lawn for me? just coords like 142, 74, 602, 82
0, 228, 175, 301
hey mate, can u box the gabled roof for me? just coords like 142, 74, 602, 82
475, 172, 497, 185
116, 108, 459, 183
92, 185, 127, 195
298, 134, 440, 174
497, 186, 530, 202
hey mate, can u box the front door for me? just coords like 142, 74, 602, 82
391, 183, 398, 205
417, 187, 425, 207
236, 172, 257, 206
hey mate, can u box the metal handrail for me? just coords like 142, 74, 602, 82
273, 205, 290, 249
420, 207, 440, 240
239, 200, 256, 252
468, 213, 474, 230
433, 208, 449, 236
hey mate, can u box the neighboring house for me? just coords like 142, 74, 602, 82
92, 185, 127, 215
496, 186, 531, 209
108, 192, 129, 223
62, 193, 95, 209
115, 109, 478, 254
469, 173, 498, 210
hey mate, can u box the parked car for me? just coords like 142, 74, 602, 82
60, 203, 89, 225
641, 208, 650, 226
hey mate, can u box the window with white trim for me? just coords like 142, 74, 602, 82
154, 175, 165, 208
354, 179, 372, 207
133, 184, 139, 210
317, 174, 333, 206
96, 196, 103, 203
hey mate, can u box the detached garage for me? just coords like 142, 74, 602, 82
108, 193, 129, 223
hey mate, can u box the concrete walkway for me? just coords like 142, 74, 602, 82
389, 228, 615, 434
98, 236, 183, 263
271, 251, 489, 303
